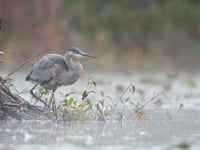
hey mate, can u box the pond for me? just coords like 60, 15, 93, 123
1, 71, 200, 150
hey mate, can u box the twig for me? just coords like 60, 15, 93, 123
134, 91, 164, 113
118, 84, 132, 102
0, 102, 25, 107
4, 53, 42, 79
4, 60, 29, 79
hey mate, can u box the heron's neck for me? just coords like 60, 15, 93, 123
64, 54, 73, 70
64, 54, 82, 71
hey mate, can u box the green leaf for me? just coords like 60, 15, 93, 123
84, 105, 92, 112
73, 100, 78, 106
179, 103, 184, 110
106, 96, 113, 100
100, 91, 104, 97
67, 98, 74, 106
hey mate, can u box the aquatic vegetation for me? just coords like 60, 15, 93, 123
140, 78, 156, 84
179, 103, 184, 110
33, 78, 163, 122
165, 72, 179, 80
185, 78, 197, 87
167, 140, 191, 150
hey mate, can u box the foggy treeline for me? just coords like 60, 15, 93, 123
1, 0, 200, 70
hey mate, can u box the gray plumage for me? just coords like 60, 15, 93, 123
26, 53, 80, 91
26, 47, 96, 108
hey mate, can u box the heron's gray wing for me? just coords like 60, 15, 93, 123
47, 54, 68, 70
28, 54, 68, 83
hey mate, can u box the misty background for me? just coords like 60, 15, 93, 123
1, 0, 200, 72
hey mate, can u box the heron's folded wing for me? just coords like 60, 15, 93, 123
29, 57, 59, 83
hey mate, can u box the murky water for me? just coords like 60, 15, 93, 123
1, 71, 200, 150
1, 111, 200, 150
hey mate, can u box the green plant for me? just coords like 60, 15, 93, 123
33, 77, 162, 121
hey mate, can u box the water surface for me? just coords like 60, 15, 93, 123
1, 72, 200, 150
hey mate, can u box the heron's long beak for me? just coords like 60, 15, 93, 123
80, 52, 97, 59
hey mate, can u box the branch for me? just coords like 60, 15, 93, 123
4, 53, 42, 79
134, 91, 164, 113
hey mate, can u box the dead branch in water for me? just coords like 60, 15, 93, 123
0, 77, 53, 121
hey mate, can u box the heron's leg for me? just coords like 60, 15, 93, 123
49, 90, 58, 121
48, 90, 55, 108
30, 84, 48, 107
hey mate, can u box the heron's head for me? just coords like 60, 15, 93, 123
67, 47, 96, 59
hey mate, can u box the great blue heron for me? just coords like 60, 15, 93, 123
25, 47, 96, 108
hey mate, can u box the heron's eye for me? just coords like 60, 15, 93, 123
72, 49, 79, 54
68, 48, 80, 54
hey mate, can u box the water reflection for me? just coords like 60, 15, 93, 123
0, 110, 200, 150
